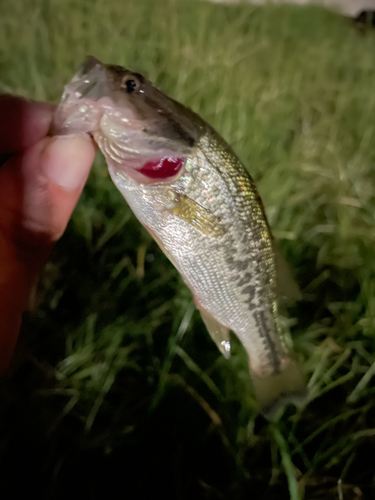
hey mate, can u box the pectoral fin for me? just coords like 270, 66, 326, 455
172, 193, 226, 238
194, 298, 231, 358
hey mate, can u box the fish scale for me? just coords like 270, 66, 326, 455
112, 127, 286, 376
54, 56, 307, 415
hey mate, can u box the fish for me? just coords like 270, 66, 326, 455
54, 56, 307, 416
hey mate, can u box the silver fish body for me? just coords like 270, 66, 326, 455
54, 56, 306, 414
112, 130, 287, 375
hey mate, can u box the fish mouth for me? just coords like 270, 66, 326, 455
53, 56, 137, 137
53, 56, 192, 184
69, 56, 111, 101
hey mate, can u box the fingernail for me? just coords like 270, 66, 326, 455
43, 134, 95, 191
26, 100, 56, 136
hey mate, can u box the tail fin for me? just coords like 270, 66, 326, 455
251, 359, 307, 418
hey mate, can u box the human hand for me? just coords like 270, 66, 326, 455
0, 95, 96, 376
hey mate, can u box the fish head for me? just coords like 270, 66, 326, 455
54, 56, 204, 184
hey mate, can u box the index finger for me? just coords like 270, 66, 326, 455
0, 95, 55, 154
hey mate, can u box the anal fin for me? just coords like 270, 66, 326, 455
194, 298, 231, 359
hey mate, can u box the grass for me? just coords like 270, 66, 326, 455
1, 0, 375, 498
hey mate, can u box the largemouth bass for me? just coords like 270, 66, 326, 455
54, 56, 306, 415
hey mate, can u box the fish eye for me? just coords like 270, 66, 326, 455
121, 75, 140, 93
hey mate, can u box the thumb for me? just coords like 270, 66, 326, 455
0, 133, 96, 375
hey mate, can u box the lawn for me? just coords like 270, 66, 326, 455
1, 0, 375, 498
